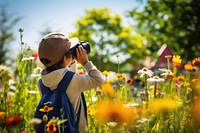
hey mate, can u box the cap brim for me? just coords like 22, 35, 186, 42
69, 37, 79, 48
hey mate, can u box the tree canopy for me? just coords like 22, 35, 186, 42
0, 5, 20, 65
70, 8, 150, 72
127, 0, 200, 61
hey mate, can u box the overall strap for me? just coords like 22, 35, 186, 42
38, 71, 75, 95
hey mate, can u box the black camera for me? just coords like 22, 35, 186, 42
70, 41, 90, 58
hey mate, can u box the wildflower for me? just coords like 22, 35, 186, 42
101, 83, 117, 97
19, 28, 24, 33
33, 52, 38, 60
0, 112, 6, 119
78, 69, 84, 74
39, 105, 54, 113
4, 116, 22, 126
28, 90, 39, 94
184, 64, 193, 71
46, 121, 57, 133
88, 106, 95, 116
147, 76, 164, 83
160, 69, 174, 80
96, 89, 103, 95
172, 55, 182, 67
176, 74, 185, 87
192, 58, 200, 66
138, 67, 153, 78
29, 118, 42, 125
95, 100, 135, 124
126, 78, 134, 85
102, 70, 112, 77
21, 131, 28, 133
149, 98, 178, 113
22, 56, 35, 61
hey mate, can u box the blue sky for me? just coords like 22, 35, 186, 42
1, 0, 145, 54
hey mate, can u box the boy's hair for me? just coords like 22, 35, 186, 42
38, 32, 78, 67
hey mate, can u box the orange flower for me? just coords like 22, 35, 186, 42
39, 106, 54, 113
126, 78, 133, 85
192, 58, 200, 66
184, 64, 193, 71
0, 112, 6, 119
46, 121, 57, 133
101, 83, 117, 97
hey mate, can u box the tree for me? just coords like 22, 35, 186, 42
70, 8, 150, 72
127, 0, 200, 61
0, 5, 20, 65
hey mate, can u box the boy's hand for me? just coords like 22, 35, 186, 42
75, 45, 89, 66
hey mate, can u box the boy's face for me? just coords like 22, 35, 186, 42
64, 55, 75, 67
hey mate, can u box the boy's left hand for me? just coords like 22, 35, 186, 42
75, 45, 89, 66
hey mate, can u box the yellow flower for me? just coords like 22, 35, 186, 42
101, 83, 117, 97
102, 70, 112, 77
95, 100, 135, 124
149, 98, 178, 113
172, 55, 182, 67
0, 112, 6, 119
87, 106, 96, 116
46, 121, 57, 133
39, 106, 54, 113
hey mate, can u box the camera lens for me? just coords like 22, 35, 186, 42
71, 41, 90, 58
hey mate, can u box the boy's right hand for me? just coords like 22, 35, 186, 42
75, 45, 89, 66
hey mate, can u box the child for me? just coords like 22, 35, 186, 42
37, 32, 105, 132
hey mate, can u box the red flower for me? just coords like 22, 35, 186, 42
4, 116, 22, 126
33, 52, 38, 60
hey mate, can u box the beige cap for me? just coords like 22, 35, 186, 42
38, 32, 78, 67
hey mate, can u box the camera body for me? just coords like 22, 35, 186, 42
70, 41, 90, 58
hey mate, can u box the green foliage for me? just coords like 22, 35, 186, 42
127, 0, 200, 61
0, 5, 21, 65
70, 8, 150, 72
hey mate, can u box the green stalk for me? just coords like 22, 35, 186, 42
145, 74, 148, 109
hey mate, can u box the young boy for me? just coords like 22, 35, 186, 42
37, 32, 105, 132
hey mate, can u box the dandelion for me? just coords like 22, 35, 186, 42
138, 67, 153, 78
172, 55, 182, 67
95, 100, 135, 124
39, 105, 54, 113
46, 121, 57, 133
